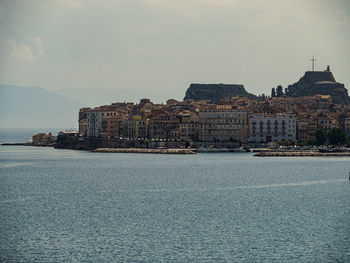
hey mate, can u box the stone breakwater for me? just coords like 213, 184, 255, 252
254, 151, 350, 157
92, 148, 197, 154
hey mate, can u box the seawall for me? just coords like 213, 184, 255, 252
92, 148, 196, 154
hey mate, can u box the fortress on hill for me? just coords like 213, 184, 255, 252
284, 65, 348, 104
184, 65, 349, 104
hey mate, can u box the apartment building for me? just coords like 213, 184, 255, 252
87, 107, 128, 138
249, 114, 296, 142
79, 108, 91, 137
148, 114, 180, 140
317, 117, 338, 131
199, 105, 247, 142
122, 115, 149, 139
180, 122, 200, 141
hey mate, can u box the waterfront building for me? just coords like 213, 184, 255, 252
297, 121, 309, 142
87, 106, 129, 137
79, 108, 91, 137
149, 114, 180, 140
87, 110, 99, 137
249, 114, 296, 143
180, 122, 200, 141
296, 119, 317, 142
307, 120, 318, 142
199, 105, 247, 143
317, 117, 338, 131
122, 115, 149, 139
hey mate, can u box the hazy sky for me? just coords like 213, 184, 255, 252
0, 0, 349, 106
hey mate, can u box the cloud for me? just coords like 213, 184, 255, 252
57, 0, 83, 8
8, 38, 45, 61
8, 39, 34, 61
33, 37, 45, 56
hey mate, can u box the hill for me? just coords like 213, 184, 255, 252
285, 66, 349, 104
0, 84, 82, 128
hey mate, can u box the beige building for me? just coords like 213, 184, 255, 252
122, 115, 149, 139
317, 117, 338, 131
199, 105, 247, 142
296, 120, 317, 142
87, 107, 129, 138
149, 114, 180, 140
79, 108, 91, 137
297, 121, 309, 142
180, 122, 200, 141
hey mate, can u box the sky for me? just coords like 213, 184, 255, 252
0, 0, 349, 107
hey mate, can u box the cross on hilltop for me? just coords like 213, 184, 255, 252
310, 56, 316, 71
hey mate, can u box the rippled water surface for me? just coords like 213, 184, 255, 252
0, 146, 349, 262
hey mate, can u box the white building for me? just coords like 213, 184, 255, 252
87, 108, 129, 138
249, 114, 296, 142
87, 111, 100, 137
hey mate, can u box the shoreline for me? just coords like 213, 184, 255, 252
1, 142, 54, 147
254, 151, 350, 157
3, 143, 350, 157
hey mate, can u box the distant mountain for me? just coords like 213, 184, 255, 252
184, 83, 257, 103
285, 66, 349, 104
0, 84, 82, 128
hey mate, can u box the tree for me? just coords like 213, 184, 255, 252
271, 88, 276, 97
284, 86, 289, 95
328, 128, 346, 145
185, 139, 191, 148
144, 139, 150, 148
315, 129, 327, 145
307, 140, 316, 146
276, 85, 284, 97
276, 139, 291, 146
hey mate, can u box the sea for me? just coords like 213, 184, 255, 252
0, 129, 349, 262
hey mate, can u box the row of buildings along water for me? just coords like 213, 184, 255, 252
78, 95, 350, 146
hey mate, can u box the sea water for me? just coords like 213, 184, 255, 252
0, 132, 349, 262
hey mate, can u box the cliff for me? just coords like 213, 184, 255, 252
184, 83, 257, 103
285, 67, 349, 104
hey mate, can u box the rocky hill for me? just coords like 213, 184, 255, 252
184, 83, 257, 103
285, 66, 349, 104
